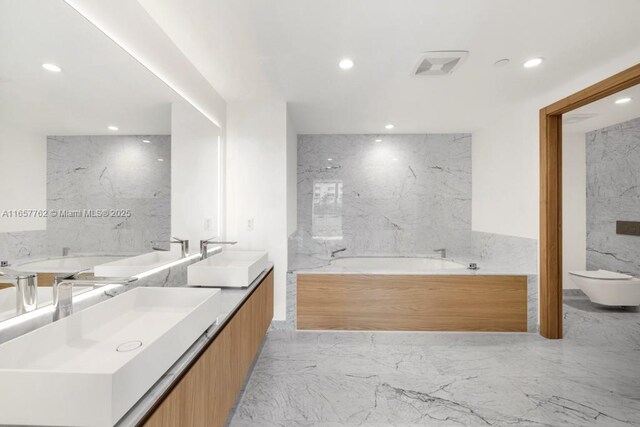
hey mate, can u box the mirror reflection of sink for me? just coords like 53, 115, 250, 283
94, 247, 184, 277
14, 255, 127, 274
0, 286, 221, 427
0, 286, 92, 322
188, 250, 268, 287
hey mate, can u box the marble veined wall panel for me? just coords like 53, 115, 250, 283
46, 135, 171, 255
295, 134, 472, 259
586, 117, 640, 275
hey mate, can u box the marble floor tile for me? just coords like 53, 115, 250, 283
229, 292, 640, 426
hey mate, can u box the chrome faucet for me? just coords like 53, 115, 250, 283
152, 236, 190, 258
0, 267, 38, 315
434, 248, 446, 258
330, 248, 347, 258
200, 237, 238, 260
52, 274, 138, 321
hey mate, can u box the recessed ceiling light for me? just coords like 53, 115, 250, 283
107, 125, 119, 131
615, 97, 632, 105
327, 158, 333, 161
392, 158, 399, 161
157, 158, 165, 162
42, 63, 62, 72
375, 139, 382, 142
338, 58, 354, 70
385, 124, 394, 130
142, 139, 151, 143
523, 57, 544, 68
494, 58, 510, 67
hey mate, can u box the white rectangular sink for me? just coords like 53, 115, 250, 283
0, 287, 221, 427
188, 250, 268, 287
94, 247, 183, 277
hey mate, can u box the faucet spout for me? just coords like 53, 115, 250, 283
52, 276, 138, 321
151, 237, 190, 258
200, 237, 238, 260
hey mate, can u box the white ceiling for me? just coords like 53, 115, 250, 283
0, 0, 180, 136
564, 84, 640, 133
139, 0, 640, 134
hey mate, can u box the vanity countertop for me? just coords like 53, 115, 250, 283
115, 263, 274, 427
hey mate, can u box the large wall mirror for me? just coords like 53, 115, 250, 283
0, 0, 221, 322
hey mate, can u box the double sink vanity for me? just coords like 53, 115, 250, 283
0, 246, 272, 427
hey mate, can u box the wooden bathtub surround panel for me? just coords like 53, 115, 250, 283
540, 63, 640, 339
297, 274, 527, 332
142, 270, 274, 427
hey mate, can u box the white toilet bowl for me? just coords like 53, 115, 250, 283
569, 270, 640, 306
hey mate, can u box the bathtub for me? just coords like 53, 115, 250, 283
297, 255, 528, 332
330, 256, 466, 271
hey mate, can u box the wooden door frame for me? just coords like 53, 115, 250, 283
539, 63, 640, 339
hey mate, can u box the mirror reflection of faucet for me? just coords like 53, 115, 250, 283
0, 266, 38, 315
151, 237, 190, 258
200, 237, 238, 260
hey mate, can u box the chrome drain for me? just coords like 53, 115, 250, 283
116, 340, 143, 352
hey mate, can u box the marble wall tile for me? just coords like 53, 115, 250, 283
294, 134, 473, 259
470, 231, 538, 274
46, 135, 171, 255
586, 117, 640, 276
0, 230, 49, 263
291, 134, 538, 273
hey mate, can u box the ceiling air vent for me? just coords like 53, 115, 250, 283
413, 51, 469, 76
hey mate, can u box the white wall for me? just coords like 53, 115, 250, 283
171, 101, 221, 249
473, 109, 539, 239
226, 100, 288, 320
562, 132, 587, 288
286, 107, 298, 237
0, 125, 46, 232
65, 0, 226, 133
472, 46, 640, 242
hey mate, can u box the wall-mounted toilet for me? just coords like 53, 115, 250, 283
569, 270, 640, 306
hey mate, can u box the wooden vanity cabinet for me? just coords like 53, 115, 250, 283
142, 270, 274, 427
